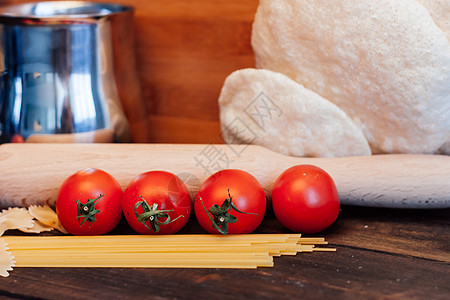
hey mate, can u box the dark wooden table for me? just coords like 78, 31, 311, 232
1, 206, 449, 299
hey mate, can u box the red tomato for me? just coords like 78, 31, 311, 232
194, 169, 266, 235
122, 171, 191, 235
11, 134, 24, 143
272, 165, 340, 234
56, 168, 123, 235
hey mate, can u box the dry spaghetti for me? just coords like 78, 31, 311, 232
1, 234, 335, 276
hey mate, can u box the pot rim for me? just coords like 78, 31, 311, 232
0, 1, 134, 25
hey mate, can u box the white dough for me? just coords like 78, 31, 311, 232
415, 0, 450, 41
252, 0, 450, 154
219, 68, 371, 157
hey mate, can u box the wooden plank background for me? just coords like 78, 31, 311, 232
1, 206, 449, 299
2, 0, 260, 143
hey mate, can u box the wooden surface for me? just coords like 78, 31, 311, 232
2, 0, 259, 143
1, 206, 449, 299
1, 143, 450, 209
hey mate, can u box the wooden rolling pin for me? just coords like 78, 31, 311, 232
0, 143, 449, 209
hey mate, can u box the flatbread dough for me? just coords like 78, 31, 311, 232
252, 0, 450, 154
219, 68, 371, 157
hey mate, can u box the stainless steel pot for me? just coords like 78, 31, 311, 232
0, 1, 135, 143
